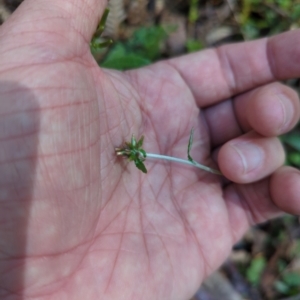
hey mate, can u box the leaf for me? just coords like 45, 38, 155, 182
139, 149, 147, 158
137, 135, 144, 148
131, 134, 137, 147
282, 272, 300, 287
274, 280, 290, 294
135, 160, 147, 173
101, 53, 150, 70
288, 152, 300, 167
100, 25, 169, 70
187, 128, 196, 165
127, 26, 167, 61
128, 153, 136, 161
186, 39, 204, 53
188, 0, 199, 23
291, 4, 300, 20
100, 44, 151, 70
246, 256, 266, 286
281, 133, 300, 151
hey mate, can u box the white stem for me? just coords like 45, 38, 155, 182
146, 153, 222, 175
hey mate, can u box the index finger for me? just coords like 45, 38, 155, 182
168, 30, 300, 107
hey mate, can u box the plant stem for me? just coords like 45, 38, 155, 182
146, 153, 222, 175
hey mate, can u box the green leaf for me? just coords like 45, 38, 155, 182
186, 39, 204, 53
137, 135, 144, 148
187, 128, 196, 165
189, 0, 199, 23
100, 25, 169, 70
274, 280, 290, 294
282, 272, 300, 287
127, 26, 167, 61
135, 160, 147, 173
288, 152, 300, 166
242, 22, 260, 39
100, 44, 151, 70
291, 4, 300, 20
131, 135, 137, 148
139, 149, 147, 158
246, 256, 266, 286
128, 153, 136, 161
102, 53, 150, 70
281, 133, 300, 151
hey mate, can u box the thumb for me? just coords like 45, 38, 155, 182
3, 0, 107, 46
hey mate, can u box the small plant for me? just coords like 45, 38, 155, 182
115, 129, 222, 175
90, 8, 113, 51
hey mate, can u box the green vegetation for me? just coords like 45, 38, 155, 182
246, 256, 267, 286
240, 0, 300, 39
100, 26, 168, 70
281, 130, 300, 168
186, 39, 204, 53
275, 272, 300, 296
188, 0, 200, 23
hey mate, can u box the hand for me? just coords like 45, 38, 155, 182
0, 1, 299, 299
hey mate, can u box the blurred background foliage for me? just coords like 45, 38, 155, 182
0, 0, 300, 299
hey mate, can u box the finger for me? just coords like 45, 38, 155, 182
203, 98, 243, 147
234, 82, 300, 136
270, 166, 300, 215
204, 82, 300, 147
3, 0, 106, 43
168, 29, 300, 107
218, 131, 285, 183
224, 166, 300, 243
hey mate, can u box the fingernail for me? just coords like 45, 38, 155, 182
278, 94, 293, 131
231, 142, 264, 174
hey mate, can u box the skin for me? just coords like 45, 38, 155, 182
0, 0, 299, 299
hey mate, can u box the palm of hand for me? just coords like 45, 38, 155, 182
0, 19, 231, 299
1, 3, 299, 300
